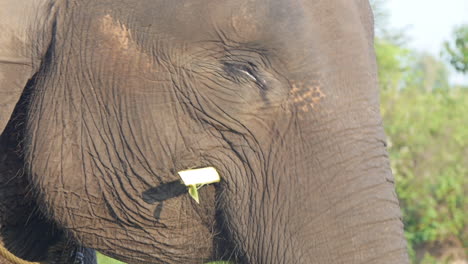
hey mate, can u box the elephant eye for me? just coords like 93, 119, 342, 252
223, 62, 267, 89
223, 62, 257, 80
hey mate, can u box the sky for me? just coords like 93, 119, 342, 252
387, 0, 468, 85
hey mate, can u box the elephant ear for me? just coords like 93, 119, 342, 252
0, 0, 56, 134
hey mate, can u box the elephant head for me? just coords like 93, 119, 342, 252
0, 0, 410, 263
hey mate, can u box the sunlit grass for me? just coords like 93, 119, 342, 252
96, 252, 126, 264
96, 252, 233, 264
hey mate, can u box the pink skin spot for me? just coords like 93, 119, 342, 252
290, 81, 326, 113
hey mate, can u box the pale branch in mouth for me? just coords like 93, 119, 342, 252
178, 167, 221, 203
141, 167, 221, 217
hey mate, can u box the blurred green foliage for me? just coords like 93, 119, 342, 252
443, 25, 468, 74
372, 1, 468, 263
381, 86, 468, 262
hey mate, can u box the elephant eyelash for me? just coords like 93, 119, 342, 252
226, 63, 257, 80
222, 62, 267, 90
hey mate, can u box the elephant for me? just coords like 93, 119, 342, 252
0, 0, 410, 263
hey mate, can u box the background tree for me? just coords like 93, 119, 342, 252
370, 0, 410, 91
370, 1, 467, 263
443, 25, 468, 74
405, 52, 450, 92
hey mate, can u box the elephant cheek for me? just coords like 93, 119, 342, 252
289, 79, 326, 114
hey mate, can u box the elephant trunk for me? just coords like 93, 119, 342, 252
218, 122, 408, 263
215, 81, 409, 263
289, 121, 408, 263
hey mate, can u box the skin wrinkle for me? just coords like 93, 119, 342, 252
82, 72, 161, 225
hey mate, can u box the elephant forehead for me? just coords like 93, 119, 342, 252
98, 14, 154, 69
100, 14, 131, 50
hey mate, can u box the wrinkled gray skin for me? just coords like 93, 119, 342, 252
0, 0, 410, 263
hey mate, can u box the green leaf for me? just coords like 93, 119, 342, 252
188, 185, 200, 203
97, 252, 127, 264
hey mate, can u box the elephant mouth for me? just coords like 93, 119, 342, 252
142, 167, 221, 203
141, 167, 221, 219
